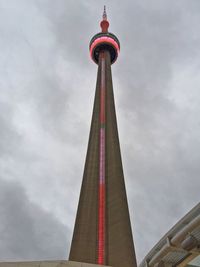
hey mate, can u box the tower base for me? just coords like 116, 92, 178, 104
0, 261, 111, 267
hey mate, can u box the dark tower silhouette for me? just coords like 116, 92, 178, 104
69, 7, 137, 267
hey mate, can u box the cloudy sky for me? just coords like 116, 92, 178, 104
0, 0, 200, 264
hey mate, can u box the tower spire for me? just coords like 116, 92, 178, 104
100, 6, 109, 33
103, 5, 107, 20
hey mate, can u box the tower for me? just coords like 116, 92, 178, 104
69, 7, 137, 267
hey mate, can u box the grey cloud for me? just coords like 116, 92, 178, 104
36, 1, 93, 67
0, 103, 21, 156
0, 178, 69, 261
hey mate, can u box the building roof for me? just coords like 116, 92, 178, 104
139, 203, 200, 267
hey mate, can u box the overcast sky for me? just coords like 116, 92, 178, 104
0, 0, 200, 264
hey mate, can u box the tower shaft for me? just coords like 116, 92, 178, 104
98, 52, 106, 264
69, 51, 137, 267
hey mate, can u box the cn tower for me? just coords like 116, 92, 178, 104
0, 6, 199, 267
69, 7, 137, 267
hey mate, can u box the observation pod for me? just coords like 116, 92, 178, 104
89, 8, 120, 64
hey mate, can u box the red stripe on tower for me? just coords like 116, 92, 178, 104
98, 52, 106, 264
